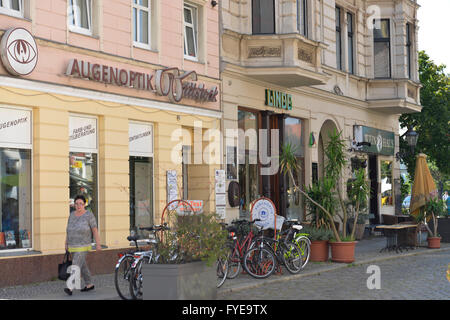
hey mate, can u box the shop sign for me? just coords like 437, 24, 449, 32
265, 89, 293, 110
129, 122, 153, 157
176, 200, 204, 215
0, 28, 38, 76
65, 59, 218, 104
251, 198, 284, 231
354, 125, 395, 156
69, 116, 97, 151
0, 107, 31, 146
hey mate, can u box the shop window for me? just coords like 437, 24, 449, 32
238, 109, 259, 218
284, 117, 304, 221
381, 160, 393, 206
0, 0, 23, 17
68, 0, 92, 36
129, 121, 153, 239
373, 19, 391, 78
0, 107, 32, 251
69, 115, 98, 232
252, 0, 275, 34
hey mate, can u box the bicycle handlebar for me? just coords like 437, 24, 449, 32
231, 218, 261, 225
139, 223, 170, 232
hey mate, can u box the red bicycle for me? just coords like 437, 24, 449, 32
226, 219, 262, 279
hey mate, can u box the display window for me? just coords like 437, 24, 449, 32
69, 115, 98, 231
129, 121, 154, 239
0, 106, 32, 251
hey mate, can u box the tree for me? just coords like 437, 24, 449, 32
399, 51, 450, 178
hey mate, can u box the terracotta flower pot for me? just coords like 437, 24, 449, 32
330, 241, 357, 263
310, 240, 329, 262
427, 237, 441, 249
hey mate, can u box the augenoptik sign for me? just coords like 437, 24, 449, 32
65, 59, 218, 104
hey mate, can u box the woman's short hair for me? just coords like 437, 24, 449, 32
74, 195, 87, 204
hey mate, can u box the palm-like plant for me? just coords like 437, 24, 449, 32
279, 142, 341, 241
347, 168, 371, 239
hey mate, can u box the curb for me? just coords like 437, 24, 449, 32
219, 246, 450, 295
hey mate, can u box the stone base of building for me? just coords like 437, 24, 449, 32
0, 248, 130, 288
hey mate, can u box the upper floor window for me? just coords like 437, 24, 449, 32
133, 0, 151, 48
252, 0, 275, 34
68, 0, 92, 36
0, 0, 23, 17
347, 12, 354, 74
183, 3, 198, 60
297, 0, 307, 37
373, 19, 391, 78
335, 7, 343, 71
406, 23, 412, 79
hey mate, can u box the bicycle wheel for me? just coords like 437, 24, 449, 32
281, 242, 302, 274
129, 256, 150, 300
295, 237, 311, 268
114, 254, 135, 300
226, 246, 241, 279
216, 255, 229, 288
243, 246, 276, 279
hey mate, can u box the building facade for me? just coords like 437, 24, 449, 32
220, 0, 421, 225
0, 0, 221, 285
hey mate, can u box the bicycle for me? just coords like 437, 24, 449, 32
128, 224, 172, 300
114, 233, 150, 300
226, 219, 264, 279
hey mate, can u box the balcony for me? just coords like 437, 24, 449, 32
221, 30, 330, 87
366, 79, 422, 114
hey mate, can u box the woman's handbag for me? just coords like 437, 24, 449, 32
58, 251, 72, 281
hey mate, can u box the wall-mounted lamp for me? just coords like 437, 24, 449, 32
349, 139, 371, 152
211, 0, 218, 7
396, 128, 419, 162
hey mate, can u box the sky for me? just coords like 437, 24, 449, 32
417, 0, 450, 72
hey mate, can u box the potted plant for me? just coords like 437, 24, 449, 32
142, 212, 228, 300
346, 168, 371, 241
303, 225, 333, 262
422, 198, 445, 248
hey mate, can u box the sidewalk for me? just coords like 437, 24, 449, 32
1, 236, 449, 300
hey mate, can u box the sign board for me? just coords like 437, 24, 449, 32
69, 115, 97, 151
251, 198, 284, 231
129, 122, 153, 157
0, 107, 31, 147
215, 169, 226, 219
354, 125, 395, 156
166, 170, 178, 207
0, 28, 38, 76
176, 200, 203, 215
265, 89, 293, 110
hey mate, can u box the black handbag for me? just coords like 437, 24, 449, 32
58, 251, 72, 281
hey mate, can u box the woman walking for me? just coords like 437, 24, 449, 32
64, 195, 101, 295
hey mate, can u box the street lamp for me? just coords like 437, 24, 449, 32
396, 128, 419, 162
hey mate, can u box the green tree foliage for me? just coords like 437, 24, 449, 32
399, 51, 450, 177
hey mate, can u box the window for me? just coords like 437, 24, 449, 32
335, 7, 343, 71
0, 107, 32, 251
183, 3, 198, 60
238, 109, 259, 219
68, 0, 92, 35
133, 0, 151, 48
129, 122, 154, 239
373, 19, 391, 78
0, 0, 23, 17
69, 115, 98, 235
406, 23, 412, 79
252, 0, 275, 34
347, 12, 354, 74
381, 160, 393, 207
297, 0, 307, 37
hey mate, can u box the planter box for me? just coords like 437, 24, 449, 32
427, 218, 450, 243
142, 261, 217, 300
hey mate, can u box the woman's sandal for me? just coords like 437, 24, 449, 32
80, 285, 95, 292
64, 288, 73, 296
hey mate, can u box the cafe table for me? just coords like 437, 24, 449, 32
375, 224, 418, 253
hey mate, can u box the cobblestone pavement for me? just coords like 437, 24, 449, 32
217, 250, 450, 300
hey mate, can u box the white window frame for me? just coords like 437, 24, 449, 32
132, 0, 152, 49
0, 0, 23, 18
68, 0, 93, 36
183, 3, 198, 61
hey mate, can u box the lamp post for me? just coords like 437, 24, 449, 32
396, 128, 419, 162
